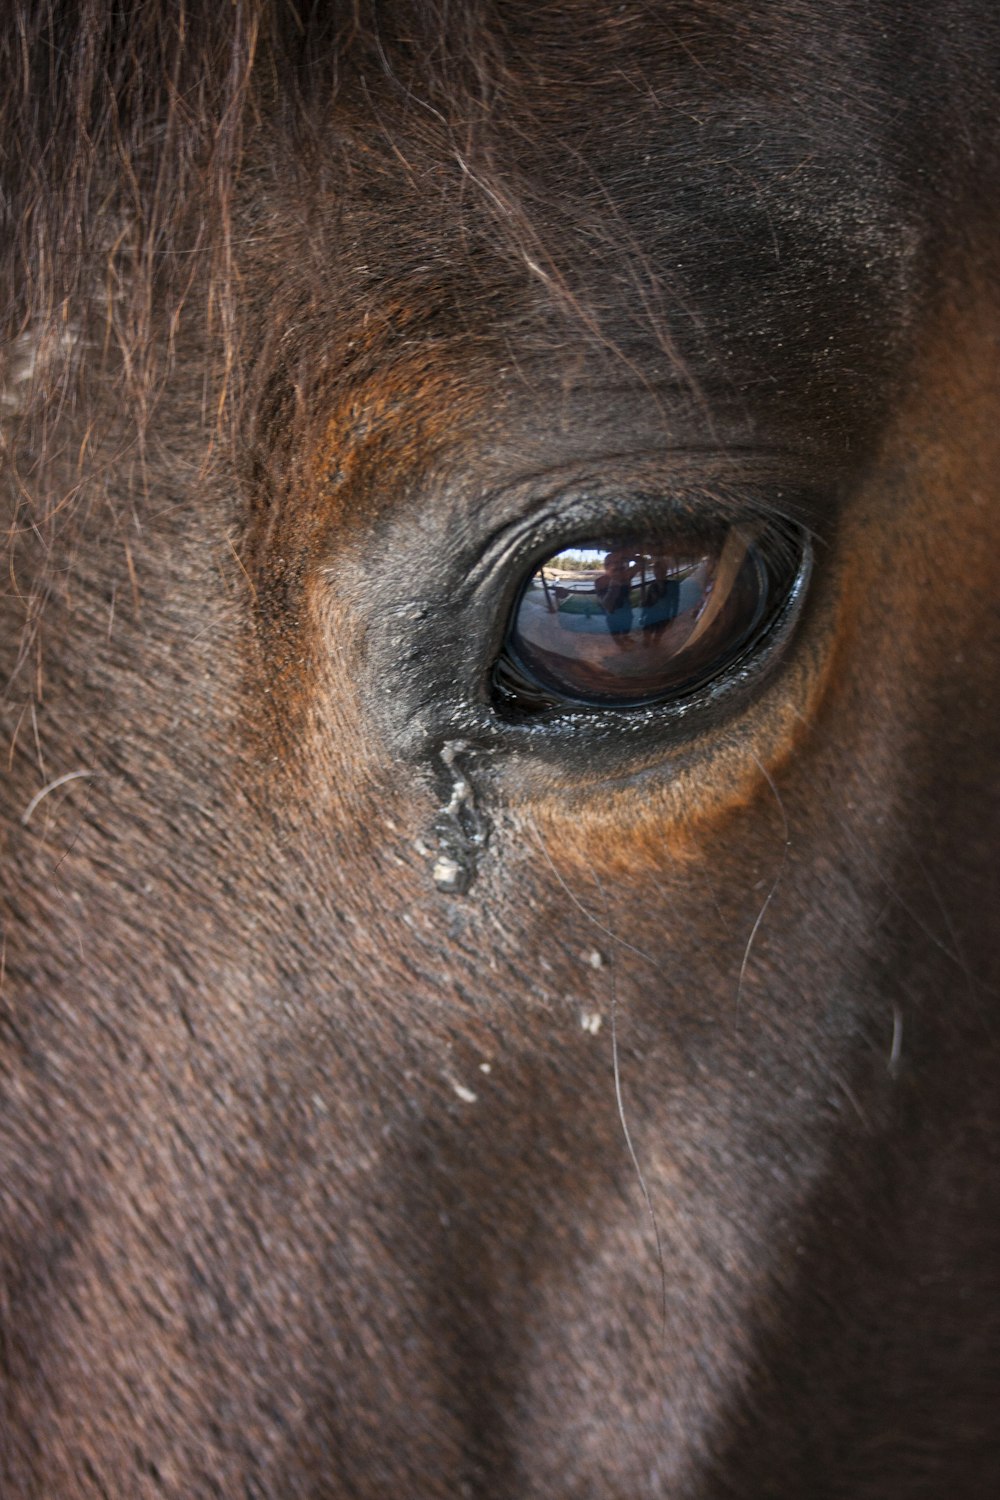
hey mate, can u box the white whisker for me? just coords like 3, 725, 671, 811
736, 752, 790, 1019
21, 769, 99, 825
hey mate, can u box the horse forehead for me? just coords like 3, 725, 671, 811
241, 124, 919, 550
245, 10, 947, 449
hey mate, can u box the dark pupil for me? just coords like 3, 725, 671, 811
499, 525, 785, 708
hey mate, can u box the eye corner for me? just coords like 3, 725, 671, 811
490, 651, 560, 719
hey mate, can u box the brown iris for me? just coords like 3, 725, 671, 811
496, 522, 798, 709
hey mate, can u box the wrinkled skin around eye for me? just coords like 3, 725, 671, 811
498, 523, 799, 709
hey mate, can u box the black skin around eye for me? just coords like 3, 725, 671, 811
494, 521, 800, 712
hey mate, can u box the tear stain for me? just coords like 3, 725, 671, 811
430, 741, 490, 894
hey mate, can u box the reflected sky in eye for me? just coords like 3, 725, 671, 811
541, 547, 605, 572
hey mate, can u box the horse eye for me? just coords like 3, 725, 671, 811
493, 521, 802, 711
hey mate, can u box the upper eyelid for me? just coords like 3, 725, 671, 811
450, 452, 829, 583
469, 486, 812, 601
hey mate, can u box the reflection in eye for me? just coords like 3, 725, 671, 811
494, 522, 800, 710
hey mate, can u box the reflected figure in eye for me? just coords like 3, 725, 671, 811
640, 555, 681, 642
593, 549, 637, 646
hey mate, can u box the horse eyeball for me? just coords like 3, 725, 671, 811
493, 521, 801, 711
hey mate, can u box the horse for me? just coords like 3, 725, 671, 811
2, 3, 998, 1495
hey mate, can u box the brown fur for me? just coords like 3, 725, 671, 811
3, 4, 1000, 1497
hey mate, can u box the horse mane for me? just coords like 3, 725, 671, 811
3, 1, 994, 557
2, 5, 324, 429
4, 0, 998, 392
0, 3, 597, 419
1, 0, 712, 589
